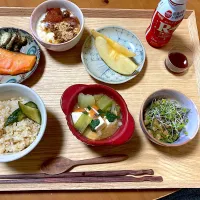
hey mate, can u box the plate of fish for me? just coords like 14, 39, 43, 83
0, 27, 40, 83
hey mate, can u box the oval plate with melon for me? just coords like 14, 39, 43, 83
81, 26, 145, 84
0, 27, 40, 84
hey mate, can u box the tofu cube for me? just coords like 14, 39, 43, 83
104, 117, 111, 125
71, 112, 83, 124
95, 116, 106, 131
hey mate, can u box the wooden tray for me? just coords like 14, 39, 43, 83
0, 7, 200, 191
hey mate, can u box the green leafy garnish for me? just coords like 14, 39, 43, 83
87, 106, 92, 110
89, 119, 100, 131
98, 109, 105, 116
83, 111, 88, 115
144, 99, 190, 143
106, 111, 118, 122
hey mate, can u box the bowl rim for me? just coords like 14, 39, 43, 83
0, 83, 47, 162
30, 0, 84, 46
140, 88, 200, 147
60, 83, 135, 146
81, 25, 146, 84
0, 27, 41, 84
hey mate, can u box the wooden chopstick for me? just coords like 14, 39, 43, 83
0, 175, 163, 184
0, 169, 154, 179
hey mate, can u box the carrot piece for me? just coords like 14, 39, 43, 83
88, 105, 100, 118
73, 108, 85, 112
89, 109, 96, 118
0, 48, 36, 75
92, 105, 99, 111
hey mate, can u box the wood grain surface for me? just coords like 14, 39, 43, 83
0, 0, 199, 33
0, 8, 199, 190
0, 0, 200, 199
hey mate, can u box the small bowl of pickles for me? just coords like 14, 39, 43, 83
140, 89, 199, 147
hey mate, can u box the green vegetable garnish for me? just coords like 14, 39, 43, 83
83, 111, 88, 115
98, 109, 105, 116
144, 99, 190, 143
87, 106, 92, 110
89, 119, 100, 131
106, 111, 118, 122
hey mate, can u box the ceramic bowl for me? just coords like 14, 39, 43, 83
0, 27, 40, 84
61, 84, 135, 146
0, 83, 47, 162
30, 0, 84, 52
140, 89, 199, 147
81, 26, 145, 84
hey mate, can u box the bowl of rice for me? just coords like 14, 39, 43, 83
0, 83, 47, 162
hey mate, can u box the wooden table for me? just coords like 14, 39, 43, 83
0, 0, 199, 199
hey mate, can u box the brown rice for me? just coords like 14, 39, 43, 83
0, 98, 40, 154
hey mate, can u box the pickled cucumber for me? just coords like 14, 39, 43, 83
19, 102, 41, 124
4, 101, 39, 126
25, 101, 38, 109
4, 109, 23, 127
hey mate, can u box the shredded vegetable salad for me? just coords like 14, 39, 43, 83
144, 99, 190, 143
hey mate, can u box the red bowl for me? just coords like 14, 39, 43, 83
60, 84, 135, 146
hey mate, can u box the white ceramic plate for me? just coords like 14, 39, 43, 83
0, 83, 47, 162
81, 26, 145, 84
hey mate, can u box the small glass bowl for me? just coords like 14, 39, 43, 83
165, 45, 193, 73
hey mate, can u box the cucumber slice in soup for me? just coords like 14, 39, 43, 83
19, 102, 41, 124
94, 94, 103, 102
74, 113, 92, 133
78, 93, 95, 108
96, 95, 113, 112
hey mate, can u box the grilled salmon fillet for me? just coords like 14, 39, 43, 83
0, 48, 36, 75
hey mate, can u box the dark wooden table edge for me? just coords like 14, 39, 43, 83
0, 7, 194, 19
0, 185, 191, 191
0, 188, 178, 192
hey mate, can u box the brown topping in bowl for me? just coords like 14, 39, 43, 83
41, 8, 80, 43
43, 8, 63, 23
63, 10, 70, 18
52, 21, 76, 43
63, 17, 79, 27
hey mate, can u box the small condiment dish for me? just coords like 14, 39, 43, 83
165, 45, 193, 74
30, 0, 84, 51
0, 83, 47, 162
140, 89, 199, 147
60, 84, 135, 146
